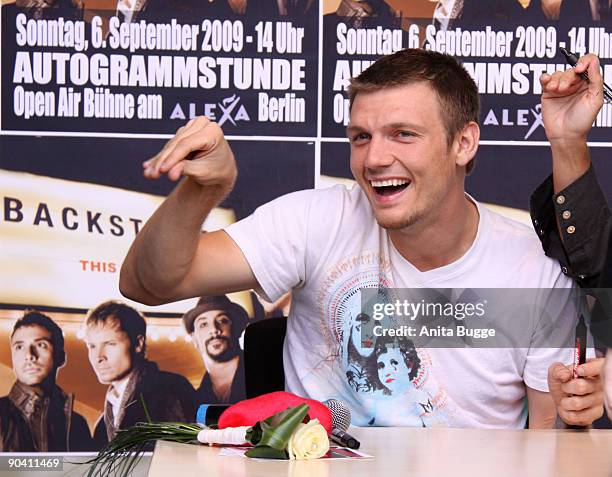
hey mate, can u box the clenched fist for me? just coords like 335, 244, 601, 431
143, 116, 237, 192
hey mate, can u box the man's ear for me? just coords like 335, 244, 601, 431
134, 335, 145, 355
453, 121, 480, 168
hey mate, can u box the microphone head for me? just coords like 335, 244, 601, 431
323, 399, 351, 431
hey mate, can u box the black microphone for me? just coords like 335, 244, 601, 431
196, 404, 231, 427
323, 399, 361, 449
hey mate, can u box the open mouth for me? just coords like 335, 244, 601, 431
370, 179, 410, 197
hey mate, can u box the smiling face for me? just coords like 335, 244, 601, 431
192, 310, 235, 361
11, 325, 56, 386
348, 82, 463, 232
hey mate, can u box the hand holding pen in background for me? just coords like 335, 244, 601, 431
560, 48, 612, 103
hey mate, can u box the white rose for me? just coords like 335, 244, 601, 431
287, 419, 330, 460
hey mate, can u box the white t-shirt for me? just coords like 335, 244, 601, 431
226, 185, 577, 428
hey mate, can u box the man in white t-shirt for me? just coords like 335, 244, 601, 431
120, 48, 605, 428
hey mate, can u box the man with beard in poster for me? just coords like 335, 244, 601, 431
85, 301, 196, 448
183, 295, 250, 404
0, 311, 92, 451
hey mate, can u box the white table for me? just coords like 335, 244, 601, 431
147, 427, 612, 477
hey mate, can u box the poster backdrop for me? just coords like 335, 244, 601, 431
1, 0, 611, 451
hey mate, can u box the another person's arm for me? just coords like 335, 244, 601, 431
532, 54, 611, 286
530, 168, 610, 287
526, 293, 603, 428
536, 54, 612, 422
119, 117, 258, 305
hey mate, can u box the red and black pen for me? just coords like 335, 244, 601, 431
572, 315, 587, 379
567, 315, 588, 430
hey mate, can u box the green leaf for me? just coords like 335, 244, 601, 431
244, 446, 288, 459
249, 403, 309, 453
79, 422, 202, 476
139, 393, 152, 424
245, 425, 261, 444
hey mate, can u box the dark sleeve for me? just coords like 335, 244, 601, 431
156, 374, 197, 423
229, 357, 247, 403
589, 229, 612, 348
0, 400, 7, 452
530, 165, 612, 287
68, 413, 94, 452
92, 416, 108, 450
174, 377, 197, 422
0, 399, 35, 452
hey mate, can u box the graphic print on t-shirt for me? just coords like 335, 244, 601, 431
225, 186, 579, 427
317, 250, 459, 426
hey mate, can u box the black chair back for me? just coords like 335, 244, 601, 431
243, 317, 287, 398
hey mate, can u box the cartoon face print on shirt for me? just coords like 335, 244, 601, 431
318, 252, 394, 395
377, 347, 414, 395
374, 335, 422, 394
343, 291, 387, 393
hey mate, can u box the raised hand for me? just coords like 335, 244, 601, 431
142, 116, 237, 191
539, 53, 604, 142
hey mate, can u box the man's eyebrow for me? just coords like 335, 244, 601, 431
386, 122, 410, 128
347, 122, 426, 135
195, 311, 229, 323
11, 337, 51, 345
86, 339, 116, 345
385, 121, 425, 132
346, 124, 365, 135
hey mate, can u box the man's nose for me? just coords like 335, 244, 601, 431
363, 136, 394, 171
94, 348, 106, 362
25, 345, 38, 361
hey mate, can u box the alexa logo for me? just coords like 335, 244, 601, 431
169, 94, 251, 127
482, 103, 544, 140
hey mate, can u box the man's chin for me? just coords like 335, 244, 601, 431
95, 371, 120, 385
18, 376, 46, 386
206, 346, 239, 363
375, 214, 420, 231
